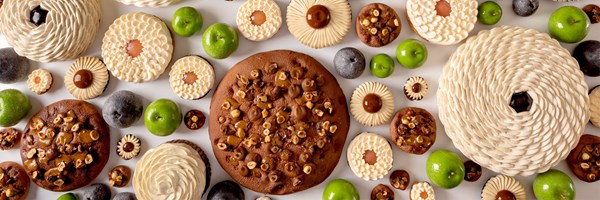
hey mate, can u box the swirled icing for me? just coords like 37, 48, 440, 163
64, 57, 109, 100
350, 82, 394, 126
236, 0, 282, 41
0, 0, 102, 62
133, 143, 207, 200
406, 0, 477, 45
102, 12, 173, 82
27, 68, 52, 95
481, 175, 526, 200
347, 132, 393, 181
410, 182, 435, 200
169, 56, 215, 100
589, 87, 600, 127
287, 0, 352, 48
113, 0, 179, 7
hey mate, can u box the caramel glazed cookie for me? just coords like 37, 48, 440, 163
19, 100, 110, 191
209, 50, 350, 195
0, 0, 102, 62
356, 3, 402, 47
0, 162, 31, 200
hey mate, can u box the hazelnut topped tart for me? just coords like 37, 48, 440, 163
0, 161, 31, 200
236, 0, 282, 41
287, 0, 352, 48
64, 57, 109, 100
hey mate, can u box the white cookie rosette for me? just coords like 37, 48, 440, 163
169, 56, 215, 100
406, 0, 477, 45
347, 132, 393, 181
236, 0, 282, 41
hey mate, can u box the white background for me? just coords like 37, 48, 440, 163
1, 0, 599, 199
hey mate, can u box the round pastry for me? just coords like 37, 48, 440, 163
133, 140, 211, 200
27, 69, 53, 95
113, 0, 178, 7
590, 86, 600, 127
19, 100, 110, 191
410, 182, 435, 200
438, 26, 590, 176
404, 76, 428, 101
116, 134, 141, 160
389, 170, 410, 190
65, 57, 109, 100
0, 128, 20, 150
347, 132, 393, 181
287, 0, 351, 49
390, 107, 436, 155
371, 184, 394, 200
566, 134, 600, 182
356, 3, 402, 47
0, 0, 101, 62
236, 0, 282, 41
209, 50, 350, 195
464, 160, 482, 182
109, 165, 131, 188
102, 12, 174, 82
481, 175, 526, 200
405, 0, 478, 45
82, 183, 111, 200
0, 161, 30, 200
350, 82, 394, 127
169, 56, 215, 100
184, 110, 206, 130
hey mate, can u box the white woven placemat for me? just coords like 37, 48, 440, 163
437, 26, 590, 176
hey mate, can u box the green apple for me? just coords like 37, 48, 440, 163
396, 39, 428, 69
478, 1, 502, 25
426, 149, 465, 189
533, 169, 575, 200
322, 179, 359, 200
57, 193, 78, 200
370, 54, 395, 78
172, 7, 203, 37
202, 23, 239, 59
549, 6, 591, 43
0, 89, 31, 127
144, 99, 182, 136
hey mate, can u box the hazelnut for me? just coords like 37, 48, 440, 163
276, 115, 286, 124
27, 148, 37, 159
263, 129, 271, 136
252, 168, 262, 178
292, 176, 302, 186
53, 115, 63, 125
230, 109, 241, 119
250, 69, 261, 79
265, 63, 278, 74
280, 149, 292, 161
284, 162, 300, 177
85, 154, 93, 164
370, 17, 378, 23
382, 29, 389, 36
239, 165, 250, 177
313, 109, 324, 117
5, 188, 16, 197
237, 75, 249, 86
226, 136, 242, 147
268, 171, 280, 183
306, 101, 314, 109
54, 179, 65, 186
233, 147, 246, 160
362, 19, 370, 26
588, 173, 597, 181
329, 125, 338, 134
394, 19, 399, 26
303, 163, 315, 174
370, 28, 378, 35
265, 135, 272, 143
263, 122, 272, 129
297, 130, 307, 138
222, 102, 231, 110
243, 137, 258, 148
581, 162, 591, 169
317, 140, 326, 148
582, 152, 591, 161
262, 109, 269, 118
75, 159, 85, 169
236, 128, 246, 139
292, 135, 300, 145
372, 9, 380, 16
270, 146, 280, 154
324, 102, 333, 114
302, 79, 317, 92
247, 161, 258, 170
236, 90, 246, 99
217, 142, 228, 151
299, 153, 310, 163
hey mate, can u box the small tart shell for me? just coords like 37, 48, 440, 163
65, 57, 109, 100
169, 56, 215, 100
404, 76, 428, 101
27, 68, 53, 95
102, 12, 173, 82
287, 0, 352, 49
481, 175, 526, 200
589, 86, 600, 127
236, 0, 282, 41
347, 132, 393, 181
117, 134, 141, 160
410, 182, 435, 200
350, 82, 394, 126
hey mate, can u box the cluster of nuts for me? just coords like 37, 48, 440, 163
389, 170, 410, 190
584, 4, 600, 24
108, 166, 131, 188
359, 8, 399, 41
0, 168, 20, 198
393, 108, 436, 155
0, 128, 20, 150
576, 144, 600, 182
464, 160, 482, 182
371, 184, 394, 200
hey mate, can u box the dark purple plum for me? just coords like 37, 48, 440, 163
0, 48, 30, 84
334, 47, 366, 79
513, 0, 539, 17
102, 90, 143, 128
573, 40, 600, 77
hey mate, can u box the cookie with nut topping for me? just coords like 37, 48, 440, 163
567, 134, 600, 182
390, 107, 436, 155
209, 50, 350, 195
0, 161, 30, 200
356, 3, 401, 47
19, 100, 110, 191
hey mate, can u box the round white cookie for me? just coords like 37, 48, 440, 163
347, 132, 393, 181
236, 0, 282, 41
406, 0, 477, 45
287, 0, 352, 49
169, 56, 216, 100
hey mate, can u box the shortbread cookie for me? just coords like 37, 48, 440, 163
410, 182, 435, 200
481, 175, 526, 200
113, 0, 179, 7
404, 76, 428, 101
406, 0, 477, 45
236, 0, 282, 41
287, 0, 351, 48
116, 134, 141, 160
102, 12, 173, 82
65, 57, 109, 100
589, 86, 600, 127
350, 82, 394, 126
169, 56, 215, 100
438, 26, 589, 176
347, 132, 393, 181
356, 3, 401, 47
27, 69, 53, 95
0, 0, 102, 62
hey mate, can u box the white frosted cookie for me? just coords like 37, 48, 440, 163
438, 26, 590, 176
404, 76, 428, 101
481, 175, 526, 200
350, 82, 394, 126
406, 0, 477, 45
113, 0, 179, 7
27, 69, 53, 95
169, 56, 215, 100
589, 86, 600, 127
0, 0, 102, 62
347, 132, 393, 181
102, 12, 173, 82
287, 0, 351, 48
64, 57, 109, 100
410, 182, 435, 200
236, 0, 282, 41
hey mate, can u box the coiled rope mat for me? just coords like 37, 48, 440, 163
437, 26, 590, 176
0, 0, 101, 63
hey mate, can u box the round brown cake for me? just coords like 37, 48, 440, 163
19, 100, 110, 191
209, 50, 350, 195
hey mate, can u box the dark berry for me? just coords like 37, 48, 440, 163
512, 0, 539, 17
0, 48, 30, 84
573, 40, 600, 77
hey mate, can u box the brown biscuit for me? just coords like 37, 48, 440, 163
356, 3, 401, 47
390, 107, 436, 155
167, 139, 211, 195
209, 50, 350, 195
0, 162, 30, 200
0, 128, 20, 150
566, 134, 600, 182
19, 100, 110, 191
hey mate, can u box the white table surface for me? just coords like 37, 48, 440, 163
1, 0, 599, 199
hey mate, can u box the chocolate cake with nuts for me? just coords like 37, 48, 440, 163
19, 100, 110, 191
0, 161, 30, 200
209, 50, 350, 195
